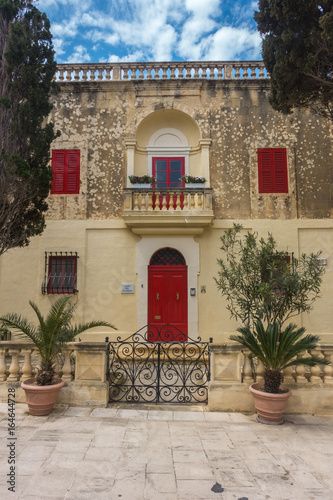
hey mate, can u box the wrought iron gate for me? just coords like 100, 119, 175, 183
106, 325, 212, 404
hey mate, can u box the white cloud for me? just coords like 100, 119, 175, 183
52, 37, 66, 56
52, 18, 79, 38
107, 50, 145, 63
38, 0, 92, 10
40, 0, 262, 63
65, 45, 91, 63
185, 0, 220, 17
202, 27, 261, 61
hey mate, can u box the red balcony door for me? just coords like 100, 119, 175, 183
148, 248, 188, 340
152, 158, 185, 210
152, 158, 185, 189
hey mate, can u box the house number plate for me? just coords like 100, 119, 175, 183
155, 316, 161, 319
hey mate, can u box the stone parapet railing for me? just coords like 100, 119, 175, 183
209, 343, 333, 414
1, 341, 332, 413
54, 61, 268, 83
210, 343, 333, 385
122, 188, 214, 234
0, 341, 76, 383
0, 341, 109, 407
123, 187, 212, 212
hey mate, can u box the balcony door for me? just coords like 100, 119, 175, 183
152, 158, 185, 210
152, 158, 185, 188
148, 248, 188, 340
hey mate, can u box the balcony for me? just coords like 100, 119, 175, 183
123, 188, 214, 235
54, 61, 268, 82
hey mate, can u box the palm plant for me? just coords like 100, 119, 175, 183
230, 321, 329, 393
0, 297, 116, 385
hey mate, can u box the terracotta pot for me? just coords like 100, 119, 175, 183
249, 383, 291, 425
21, 378, 65, 416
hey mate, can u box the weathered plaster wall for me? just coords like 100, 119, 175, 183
47, 79, 332, 221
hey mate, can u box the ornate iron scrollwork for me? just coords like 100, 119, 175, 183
107, 325, 211, 404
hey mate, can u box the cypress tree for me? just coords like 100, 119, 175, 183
0, 0, 59, 256
255, 0, 333, 121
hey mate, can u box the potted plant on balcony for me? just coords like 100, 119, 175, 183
215, 224, 329, 424
128, 175, 156, 188
181, 175, 207, 188
0, 297, 116, 415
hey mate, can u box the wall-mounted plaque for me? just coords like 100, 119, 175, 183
121, 284, 134, 294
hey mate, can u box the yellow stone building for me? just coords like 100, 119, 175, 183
1, 61, 332, 345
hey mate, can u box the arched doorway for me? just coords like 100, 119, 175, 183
148, 247, 188, 339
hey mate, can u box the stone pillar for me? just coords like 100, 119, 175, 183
199, 139, 212, 187
125, 139, 137, 187
58, 343, 109, 407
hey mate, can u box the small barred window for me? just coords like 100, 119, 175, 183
42, 252, 78, 294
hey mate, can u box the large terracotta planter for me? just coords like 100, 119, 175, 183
249, 383, 291, 425
21, 378, 65, 416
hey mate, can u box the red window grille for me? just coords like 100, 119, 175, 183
51, 150, 80, 194
42, 252, 78, 294
150, 248, 186, 266
258, 148, 288, 193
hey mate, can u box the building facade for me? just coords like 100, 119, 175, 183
0, 61, 332, 344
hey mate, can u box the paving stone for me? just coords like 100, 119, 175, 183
177, 479, 226, 499
147, 472, 177, 493
203, 411, 231, 422
148, 410, 174, 420
90, 408, 118, 418
44, 451, 86, 469
172, 411, 205, 421
0, 403, 332, 499
111, 478, 145, 500
116, 408, 148, 420
68, 476, 114, 500
22, 468, 76, 497
173, 449, 208, 463
214, 467, 260, 487
63, 407, 92, 417
175, 462, 215, 480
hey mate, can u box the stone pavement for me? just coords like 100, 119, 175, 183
0, 402, 332, 500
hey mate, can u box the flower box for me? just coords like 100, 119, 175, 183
185, 183, 205, 188
131, 184, 151, 189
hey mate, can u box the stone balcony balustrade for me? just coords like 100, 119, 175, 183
54, 61, 268, 83
0, 340, 332, 413
122, 187, 214, 234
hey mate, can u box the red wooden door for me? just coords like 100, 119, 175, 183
148, 265, 188, 340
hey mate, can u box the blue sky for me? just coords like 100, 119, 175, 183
37, 0, 262, 64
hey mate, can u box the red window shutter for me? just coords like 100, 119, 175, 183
52, 152, 65, 193
258, 149, 288, 193
51, 150, 80, 194
66, 151, 80, 193
273, 150, 288, 192
259, 150, 273, 192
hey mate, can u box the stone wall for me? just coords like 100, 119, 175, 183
47, 78, 332, 221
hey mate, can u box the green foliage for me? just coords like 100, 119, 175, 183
0, 1, 60, 255
255, 0, 333, 120
215, 224, 324, 331
128, 175, 156, 184
230, 321, 329, 393
0, 297, 116, 385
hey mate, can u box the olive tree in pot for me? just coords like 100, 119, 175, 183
0, 297, 116, 415
215, 224, 330, 424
